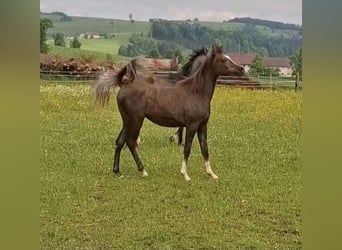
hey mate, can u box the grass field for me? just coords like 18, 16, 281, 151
47, 45, 129, 63
40, 84, 302, 249
79, 33, 131, 54
47, 31, 131, 58
42, 14, 151, 36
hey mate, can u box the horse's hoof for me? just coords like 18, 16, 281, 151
208, 173, 218, 179
113, 170, 121, 177
181, 172, 191, 181
141, 170, 148, 177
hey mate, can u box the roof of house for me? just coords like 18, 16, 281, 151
227, 53, 256, 65
263, 57, 291, 68
226, 53, 291, 68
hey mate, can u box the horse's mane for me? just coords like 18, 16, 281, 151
181, 47, 208, 77
189, 52, 212, 93
188, 46, 225, 93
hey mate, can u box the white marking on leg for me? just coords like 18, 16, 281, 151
205, 160, 218, 179
136, 136, 141, 146
180, 160, 191, 181
141, 169, 148, 177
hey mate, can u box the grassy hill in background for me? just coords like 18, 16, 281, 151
41, 12, 301, 61
41, 14, 151, 36
41, 13, 299, 39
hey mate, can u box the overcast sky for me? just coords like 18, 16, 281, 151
40, 0, 302, 25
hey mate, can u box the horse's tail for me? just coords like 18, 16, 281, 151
94, 60, 138, 107
94, 69, 121, 107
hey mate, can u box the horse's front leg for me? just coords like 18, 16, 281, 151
180, 125, 197, 181
197, 122, 218, 179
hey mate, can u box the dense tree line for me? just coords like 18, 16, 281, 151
226, 17, 301, 31
150, 21, 301, 57
41, 11, 72, 21
118, 33, 184, 62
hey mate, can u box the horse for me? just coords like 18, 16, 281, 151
95, 45, 245, 180
95, 47, 209, 145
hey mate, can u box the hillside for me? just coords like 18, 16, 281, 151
40, 13, 151, 37
41, 13, 300, 39
41, 12, 301, 59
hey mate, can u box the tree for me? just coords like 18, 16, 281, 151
110, 21, 114, 26
249, 55, 266, 76
289, 48, 302, 90
173, 49, 184, 64
151, 22, 167, 39
53, 33, 66, 47
129, 13, 134, 24
148, 49, 160, 58
70, 37, 82, 48
164, 49, 184, 64
289, 48, 302, 78
264, 67, 280, 76
40, 18, 54, 53
118, 45, 128, 56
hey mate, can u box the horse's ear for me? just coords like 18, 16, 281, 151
212, 45, 222, 56
212, 45, 217, 56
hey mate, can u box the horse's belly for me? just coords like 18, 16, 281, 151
145, 114, 182, 127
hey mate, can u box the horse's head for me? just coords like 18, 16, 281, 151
210, 45, 245, 77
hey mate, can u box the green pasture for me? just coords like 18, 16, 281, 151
79, 33, 131, 54
40, 84, 302, 249
42, 14, 151, 36
47, 44, 129, 63
46, 31, 131, 58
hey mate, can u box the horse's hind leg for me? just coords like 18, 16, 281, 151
169, 127, 184, 146
113, 127, 127, 177
169, 130, 178, 143
177, 127, 184, 146
126, 121, 148, 177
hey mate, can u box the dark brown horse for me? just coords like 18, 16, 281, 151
95, 47, 209, 145
96, 45, 245, 180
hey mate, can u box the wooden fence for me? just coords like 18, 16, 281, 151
40, 70, 301, 90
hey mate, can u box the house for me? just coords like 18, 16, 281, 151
227, 53, 256, 73
78, 32, 103, 39
263, 57, 292, 76
227, 53, 293, 77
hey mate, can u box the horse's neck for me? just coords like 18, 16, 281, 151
198, 67, 218, 101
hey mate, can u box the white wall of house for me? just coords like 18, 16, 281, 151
241, 65, 293, 77
278, 67, 293, 77
243, 65, 250, 73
